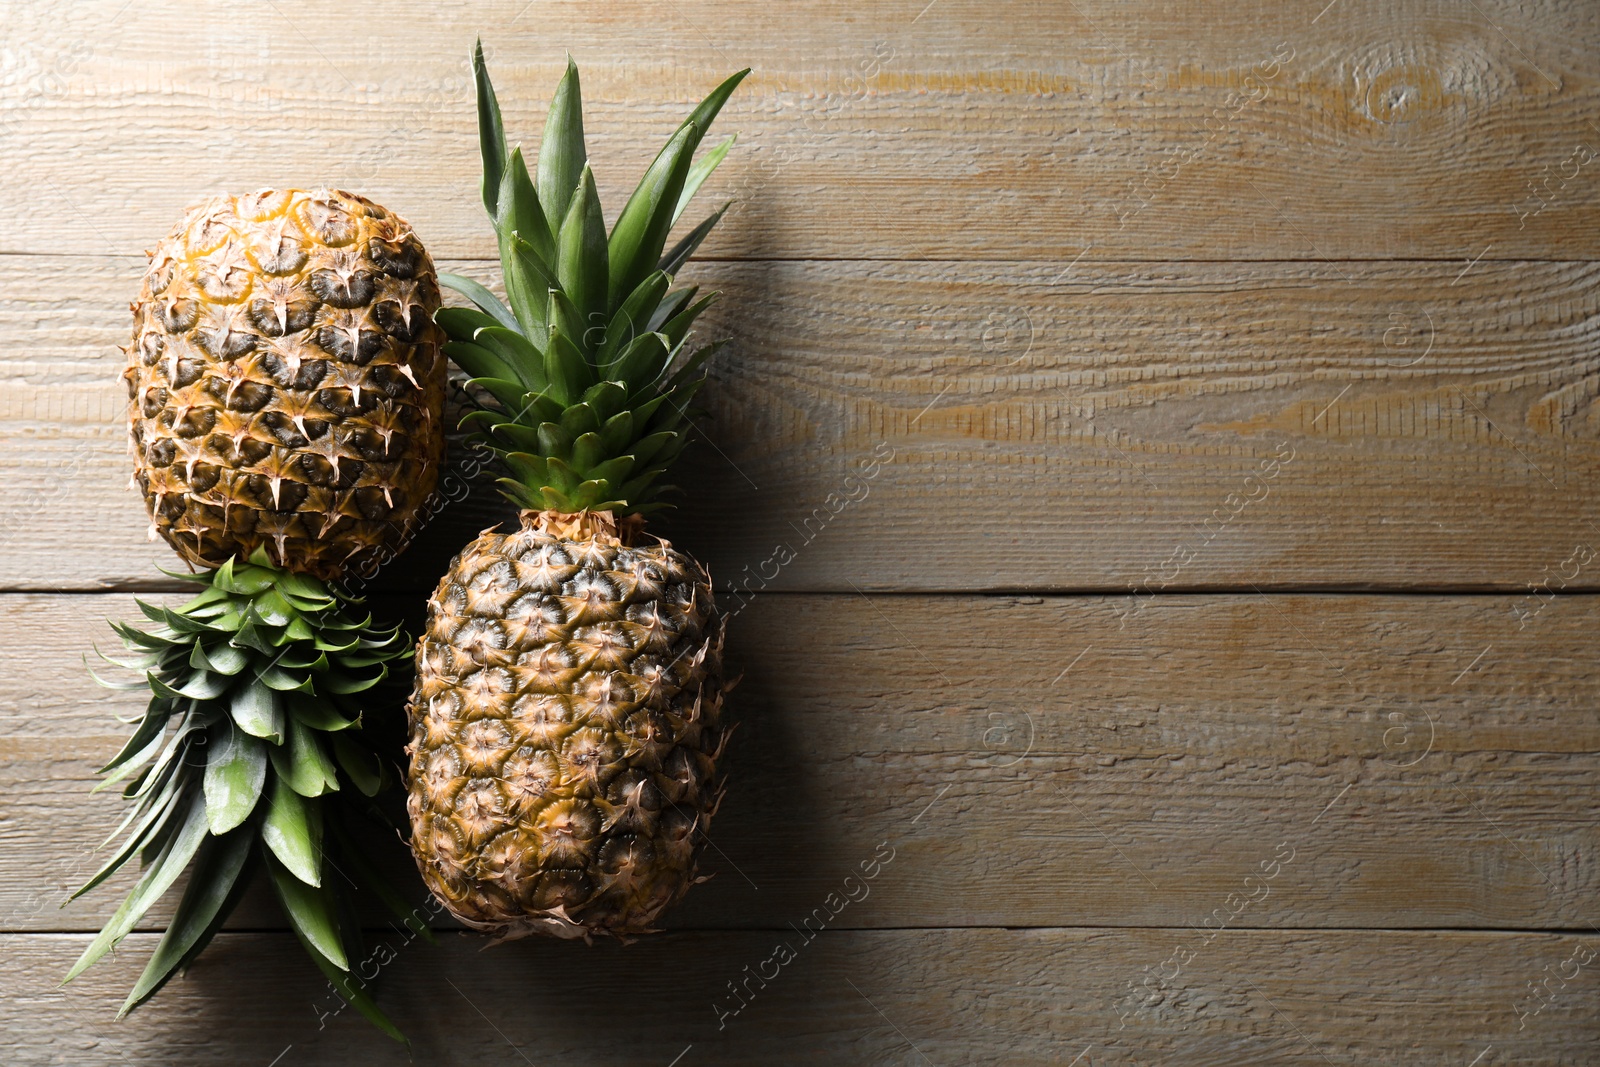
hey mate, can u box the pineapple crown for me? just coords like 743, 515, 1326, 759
436, 41, 748, 516
68, 547, 418, 1040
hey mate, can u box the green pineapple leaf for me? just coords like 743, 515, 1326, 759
203, 725, 267, 835
253, 588, 296, 626
118, 830, 253, 1016
191, 640, 248, 675
646, 285, 698, 332
544, 326, 593, 405
454, 370, 528, 413
319, 667, 389, 695
660, 292, 719, 350
666, 339, 726, 392
612, 63, 747, 300
683, 67, 751, 144
557, 166, 610, 343
212, 558, 274, 596
557, 402, 602, 438
438, 273, 520, 333
544, 456, 582, 494
537, 422, 574, 458
435, 306, 504, 343
96, 702, 175, 774
503, 230, 561, 338
674, 134, 736, 224
62, 789, 208, 984
547, 288, 587, 357
599, 270, 671, 367
331, 734, 384, 797
146, 668, 229, 701
617, 464, 672, 502
92, 732, 164, 794
275, 647, 330, 671
257, 662, 313, 693
607, 121, 698, 309
230, 683, 283, 743
68, 783, 188, 902
289, 694, 359, 732
631, 429, 681, 468
659, 202, 730, 277
497, 145, 554, 267
611, 331, 672, 391
274, 571, 330, 602
441, 340, 515, 385
487, 421, 545, 454
441, 46, 744, 515
270, 718, 340, 797
262, 778, 323, 886
537, 56, 587, 236
494, 477, 546, 511
598, 409, 637, 454
70, 557, 416, 1040
569, 431, 607, 472
327, 816, 436, 944
288, 918, 408, 1044
473, 38, 508, 217
473, 326, 549, 392
267, 852, 348, 969
584, 454, 636, 487
502, 452, 551, 487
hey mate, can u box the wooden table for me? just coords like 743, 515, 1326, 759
2, 1, 1596, 1062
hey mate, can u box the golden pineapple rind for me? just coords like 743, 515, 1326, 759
126, 188, 448, 579
405, 513, 727, 939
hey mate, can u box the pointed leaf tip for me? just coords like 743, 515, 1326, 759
673, 134, 737, 225
538, 58, 587, 239
473, 39, 509, 218
556, 165, 609, 350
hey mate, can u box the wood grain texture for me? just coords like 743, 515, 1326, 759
8, 592, 1596, 934
2, 1, 1597, 260
4, 929, 1595, 1065
4, 255, 1597, 592
3, 0, 1598, 1061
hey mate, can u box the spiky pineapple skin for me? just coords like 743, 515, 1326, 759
126, 188, 447, 579
406, 511, 727, 939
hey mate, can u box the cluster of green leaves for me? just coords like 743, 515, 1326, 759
64, 548, 421, 1042
436, 41, 748, 514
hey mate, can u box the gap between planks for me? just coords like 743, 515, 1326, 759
8, 924, 1600, 936
6, 251, 1600, 266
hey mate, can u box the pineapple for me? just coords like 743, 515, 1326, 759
405, 43, 746, 939
63, 191, 451, 1039
127, 188, 448, 579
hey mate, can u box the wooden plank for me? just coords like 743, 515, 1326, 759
4, 255, 1599, 592
4, 1, 1598, 261
3, 928, 1594, 1064
8, 592, 1597, 934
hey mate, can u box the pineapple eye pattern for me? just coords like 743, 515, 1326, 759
404, 43, 745, 942
126, 189, 448, 579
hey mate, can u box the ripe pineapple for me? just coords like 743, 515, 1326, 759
127, 188, 448, 579
64, 190, 450, 1039
406, 44, 746, 939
